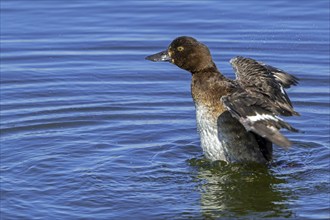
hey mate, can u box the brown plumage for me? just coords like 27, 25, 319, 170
146, 36, 299, 163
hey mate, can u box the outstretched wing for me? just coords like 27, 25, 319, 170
230, 56, 299, 116
257, 61, 299, 89
222, 56, 299, 148
221, 92, 298, 148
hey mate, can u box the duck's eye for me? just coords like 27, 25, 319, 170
177, 46, 184, 52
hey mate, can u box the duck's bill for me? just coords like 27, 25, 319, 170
145, 50, 171, 62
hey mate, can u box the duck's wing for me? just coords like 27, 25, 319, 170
221, 92, 297, 148
256, 61, 299, 89
221, 56, 299, 148
229, 56, 299, 116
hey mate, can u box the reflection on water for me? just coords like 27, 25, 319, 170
190, 159, 293, 218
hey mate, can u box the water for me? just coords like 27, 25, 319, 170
1, 0, 329, 219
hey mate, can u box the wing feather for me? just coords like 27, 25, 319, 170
222, 56, 300, 148
257, 61, 299, 88
230, 56, 299, 116
221, 94, 298, 148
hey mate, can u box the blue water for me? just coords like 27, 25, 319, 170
1, 0, 329, 219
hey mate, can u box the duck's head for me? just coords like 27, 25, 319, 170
146, 36, 215, 73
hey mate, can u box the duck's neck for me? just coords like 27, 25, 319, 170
191, 62, 226, 80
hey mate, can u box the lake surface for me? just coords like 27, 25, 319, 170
1, 0, 329, 219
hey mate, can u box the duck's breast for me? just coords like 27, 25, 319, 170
195, 104, 268, 163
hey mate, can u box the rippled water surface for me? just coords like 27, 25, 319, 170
1, 1, 329, 219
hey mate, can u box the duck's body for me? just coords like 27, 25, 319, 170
146, 36, 299, 163
192, 71, 272, 163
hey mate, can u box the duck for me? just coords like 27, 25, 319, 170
145, 36, 299, 163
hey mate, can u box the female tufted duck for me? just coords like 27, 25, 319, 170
146, 36, 299, 163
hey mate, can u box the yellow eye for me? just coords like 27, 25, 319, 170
177, 46, 184, 52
